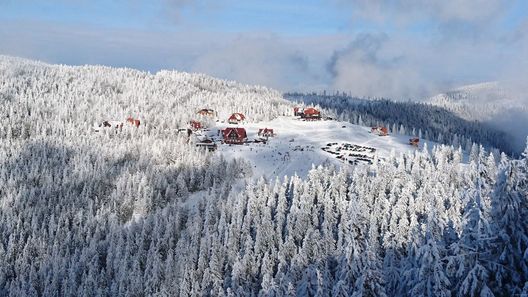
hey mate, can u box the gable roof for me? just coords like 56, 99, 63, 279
229, 113, 246, 121
222, 127, 247, 139
303, 107, 320, 115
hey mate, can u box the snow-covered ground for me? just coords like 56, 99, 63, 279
200, 116, 432, 179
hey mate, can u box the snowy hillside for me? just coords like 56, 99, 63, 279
1, 56, 528, 297
286, 92, 516, 155
215, 117, 438, 179
0, 55, 292, 136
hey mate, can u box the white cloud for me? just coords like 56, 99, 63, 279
0, 20, 342, 91
191, 34, 338, 91
322, 0, 528, 100
326, 33, 437, 99
1, 1, 527, 101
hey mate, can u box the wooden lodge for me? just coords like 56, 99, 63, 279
371, 126, 389, 136
409, 138, 420, 147
228, 113, 246, 124
301, 107, 321, 121
258, 128, 275, 138
222, 127, 247, 144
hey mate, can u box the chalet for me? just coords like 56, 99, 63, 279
228, 113, 246, 124
222, 127, 247, 144
197, 109, 216, 117
301, 107, 321, 121
409, 138, 420, 147
371, 126, 389, 136
189, 120, 203, 131
196, 139, 217, 151
258, 128, 275, 138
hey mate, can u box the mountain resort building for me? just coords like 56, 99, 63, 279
222, 127, 247, 144
371, 126, 389, 136
301, 107, 321, 121
228, 113, 246, 124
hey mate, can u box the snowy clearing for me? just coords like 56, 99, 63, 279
200, 116, 434, 179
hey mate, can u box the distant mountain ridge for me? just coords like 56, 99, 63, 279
428, 81, 527, 120
427, 81, 528, 153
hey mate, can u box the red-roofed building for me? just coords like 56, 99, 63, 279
371, 126, 389, 136
222, 128, 247, 144
301, 107, 321, 121
189, 120, 202, 131
228, 113, 246, 124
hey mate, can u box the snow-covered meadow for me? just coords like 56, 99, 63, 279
213, 116, 437, 179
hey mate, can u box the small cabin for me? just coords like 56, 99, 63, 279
222, 127, 247, 144
301, 107, 321, 121
228, 113, 246, 124
189, 120, 203, 131
371, 126, 388, 136
196, 139, 217, 151
258, 128, 275, 138
197, 109, 216, 117
409, 138, 419, 147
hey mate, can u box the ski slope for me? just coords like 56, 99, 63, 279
204, 116, 435, 179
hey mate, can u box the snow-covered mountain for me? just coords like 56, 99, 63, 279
0, 55, 291, 131
0, 55, 442, 181
1, 56, 527, 297
428, 82, 525, 120
428, 81, 528, 152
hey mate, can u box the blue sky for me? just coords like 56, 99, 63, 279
0, 0, 352, 34
1, 0, 527, 99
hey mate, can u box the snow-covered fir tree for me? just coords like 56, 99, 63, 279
0, 56, 527, 296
